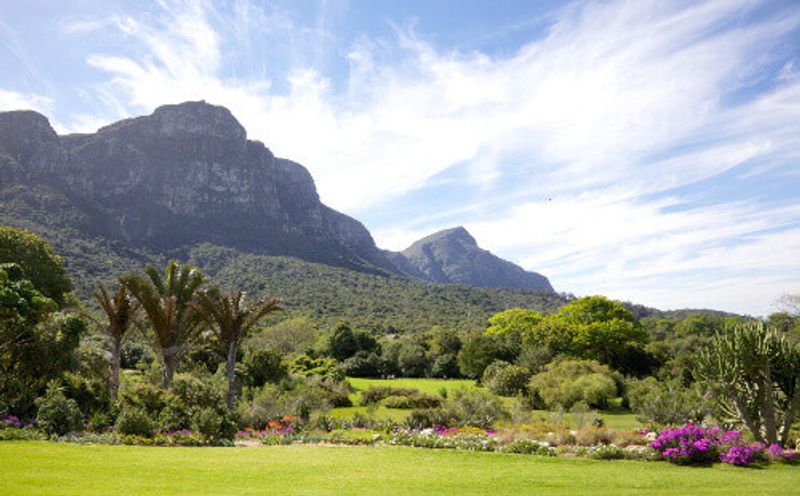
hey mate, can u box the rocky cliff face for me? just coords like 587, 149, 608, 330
388, 227, 553, 291
0, 101, 395, 274
0, 101, 554, 291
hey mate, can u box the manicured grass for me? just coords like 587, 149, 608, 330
341, 377, 644, 430
347, 377, 477, 396
2, 442, 799, 495
329, 406, 410, 421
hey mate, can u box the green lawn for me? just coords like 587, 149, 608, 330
340, 377, 643, 430
2, 442, 799, 495
347, 377, 477, 396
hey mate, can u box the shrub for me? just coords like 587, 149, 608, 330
326, 428, 379, 445
652, 424, 717, 464
501, 439, 555, 456
341, 352, 382, 377
245, 349, 287, 387
446, 388, 508, 429
482, 361, 531, 397
627, 377, 709, 426
157, 404, 190, 432
430, 353, 460, 379
115, 407, 155, 437
289, 355, 344, 381
172, 373, 223, 410
35, 383, 83, 436
529, 359, 618, 410
404, 408, 458, 430
574, 426, 615, 446
61, 371, 111, 418
192, 407, 237, 440
120, 382, 172, 417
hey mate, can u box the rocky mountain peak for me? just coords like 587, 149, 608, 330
389, 226, 553, 292
98, 101, 247, 142
0, 110, 65, 173
412, 226, 477, 248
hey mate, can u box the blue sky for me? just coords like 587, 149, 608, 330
1, 0, 799, 316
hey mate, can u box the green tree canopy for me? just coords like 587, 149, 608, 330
0, 227, 72, 306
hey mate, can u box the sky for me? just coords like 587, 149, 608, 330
1, 0, 799, 316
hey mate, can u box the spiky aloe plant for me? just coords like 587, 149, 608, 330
193, 289, 281, 411
119, 260, 204, 388
695, 322, 800, 447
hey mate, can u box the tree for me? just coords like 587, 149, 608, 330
86, 283, 141, 401
520, 296, 649, 374
251, 316, 319, 355
194, 288, 281, 410
457, 334, 515, 379
327, 322, 359, 361
486, 308, 543, 338
529, 359, 619, 410
0, 227, 72, 306
0, 263, 83, 418
695, 322, 800, 447
119, 260, 205, 388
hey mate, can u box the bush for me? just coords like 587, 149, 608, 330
245, 349, 288, 387
61, 371, 110, 418
446, 388, 508, 429
430, 353, 460, 379
192, 407, 237, 440
382, 392, 441, 409
404, 408, 458, 430
326, 428, 379, 445
482, 361, 531, 397
115, 407, 155, 437
289, 355, 344, 381
35, 383, 83, 436
341, 352, 382, 377
574, 426, 615, 446
172, 373, 223, 410
529, 359, 618, 410
362, 387, 441, 410
120, 382, 172, 417
501, 439, 555, 456
627, 377, 709, 426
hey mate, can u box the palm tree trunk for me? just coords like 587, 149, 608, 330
162, 355, 177, 389
226, 341, 237, 411
111, 336, 122, 402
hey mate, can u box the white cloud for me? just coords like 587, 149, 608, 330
65, 0, 800, 315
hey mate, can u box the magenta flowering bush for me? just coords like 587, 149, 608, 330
652, 424, 797, 467
719, 443, 766, 466
651, 424, 721, 465
0, 414, 24, 428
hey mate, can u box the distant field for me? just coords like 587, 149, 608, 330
341, 377, 643, 430
3, 442, 798, 496
347, 377, 477, 396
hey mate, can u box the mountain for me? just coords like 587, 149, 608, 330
0, 101, 554, 297
387, 227, 553, 291
0, 101, 396, 275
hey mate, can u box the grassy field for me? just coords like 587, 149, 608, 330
340, 377, 643, 430
347, 377, 477, 396
2, 442, 799, 495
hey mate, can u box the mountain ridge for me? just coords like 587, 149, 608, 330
0, 100, 554, 293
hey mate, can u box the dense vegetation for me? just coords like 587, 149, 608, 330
1, 225, 799, 473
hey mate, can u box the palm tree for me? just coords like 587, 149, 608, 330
194, 288, 281, 411
87, 283, 141, 401
119, 260, 204, 388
